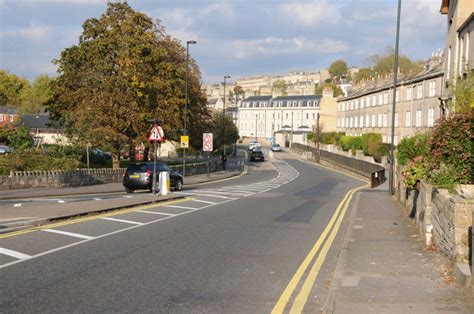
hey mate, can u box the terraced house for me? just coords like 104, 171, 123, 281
336, 54, 444, 145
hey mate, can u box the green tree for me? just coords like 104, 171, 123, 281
452, 71, 474, 113
233, 85, 245, 100
354, 67, 375, 83
211, 111, 239, 150
0, 125, 33, 150
328, 60, 348, 81
273, 80, 288, 96
369, 50, 422, 77
314, 83, 343, 97
0, 70, 30, 107
20, 75, 54, 114
48, 2, 208, 168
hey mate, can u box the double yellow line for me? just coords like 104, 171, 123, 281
272, 183, 368, 313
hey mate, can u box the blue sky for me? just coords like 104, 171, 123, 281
0, 0, 446, 84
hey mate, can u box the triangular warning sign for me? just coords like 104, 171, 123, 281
148, 125, 164, 142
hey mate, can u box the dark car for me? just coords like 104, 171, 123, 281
122, 162, 183, 193
250, 148, 265, 162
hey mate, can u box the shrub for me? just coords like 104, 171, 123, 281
396, 132, 430, 166
428, 163, 459, 193
360, 133, 383, 156
427, 113, 473, 185
0, 125, 33, 151
401, 156, 426, 188
320, 132, 345, 145
351, 136, 363, 155
0, 150, 83, 175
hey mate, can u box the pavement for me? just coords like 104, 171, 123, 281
0, 159, 245, 234
292, 151, 474, 312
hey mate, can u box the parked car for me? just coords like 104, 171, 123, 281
248, 140, 260, 151
250, 148, 265, 162
0, 145, 13, 154
122, 162, 183, 193
271, 144, 282, 152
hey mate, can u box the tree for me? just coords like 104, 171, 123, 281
233, 85, 245, 100
452, 71, 474, 114
314, 83, 344, 97
0, 125, 33, 150
19, 75, 54, 114
48, 2, 208, 168
369, 50, 422, 77
210, 111, 239, 150
354, 67, 375, 83
273, 80, 288, 96
0, 70, 30, 107
329, 60, 348, 81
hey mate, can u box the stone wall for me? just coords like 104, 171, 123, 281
0, 160, 220, 190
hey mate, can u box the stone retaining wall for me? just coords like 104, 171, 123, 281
0, 160, 220, 190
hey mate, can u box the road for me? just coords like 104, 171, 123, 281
0, 152, 365, 313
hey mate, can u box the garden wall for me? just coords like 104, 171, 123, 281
0, 160, 220, 190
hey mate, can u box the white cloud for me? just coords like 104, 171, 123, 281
280, 0, 341, 26
19, 24, 53, 41
198, 2, 234, 19
232, 36, 348, 59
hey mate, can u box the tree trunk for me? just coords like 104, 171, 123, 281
112, 154, 121, 169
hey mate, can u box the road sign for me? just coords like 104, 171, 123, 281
148, 125, 164, 142
180, 135, 189, 148
203, 133, 213, 152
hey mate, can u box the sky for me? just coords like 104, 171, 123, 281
0, 0, 446, 84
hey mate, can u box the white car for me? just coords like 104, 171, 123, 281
248, 141, 260, 151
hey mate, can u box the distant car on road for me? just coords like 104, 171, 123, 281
248, 140, 260, 151
271, 144, 282, 152
122, 162, 183, 193
0, 145, 13, 155
250, 148, 265, 162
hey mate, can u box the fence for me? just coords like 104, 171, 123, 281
292, 142, 385, 188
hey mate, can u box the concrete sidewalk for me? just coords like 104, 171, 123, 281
324, 183, 474, 313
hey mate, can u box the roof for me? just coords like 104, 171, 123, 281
242, 96, 272, 102
0, 106, 18, 114
458, 12, 474, 32
340, 61, 444, 101
272, 95, 321, 101
440, 0, 449, 14
19, 114, 51, 129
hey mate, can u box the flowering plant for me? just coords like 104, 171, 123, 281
401, 156, 425, 188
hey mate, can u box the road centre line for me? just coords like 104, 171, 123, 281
13, 203, 22, 207
137, 210, 176, 216
0, 247, 31, 259
271, 184, 368, 314
42, 229, 95, 240
101, 217, 143, 225
195, 190, 250, 196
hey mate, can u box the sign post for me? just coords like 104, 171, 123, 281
180, 135, 189, 177
203, 133, 213, 178
148, 124, 164, 195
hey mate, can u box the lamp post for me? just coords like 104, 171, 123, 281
389, 0, 401, 196
183, 40, 196, 177
222, 75, 231, 156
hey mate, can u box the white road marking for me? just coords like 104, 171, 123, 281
174, 192, 236, 200
13, 203, 22, 207
101, 217, 143, 225
162, 205, 200, 210
57, 200, 65, 204
137, 210, 176, 216
42, 229, 94, 240
123, 196, 133, 199
94, 198, 102, 201
197, 190, 250, 196
191, 199, 217, 205
0, 248, 31, 259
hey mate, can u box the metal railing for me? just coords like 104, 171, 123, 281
292, 143, 386, 188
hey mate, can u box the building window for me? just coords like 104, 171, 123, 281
383, 92, 388, 104
355, 116, 359, 128
395, 112, 399, 127
428, 108, 434, 127
416, 109, 422, 127
371, 115, 376, 127
406, 86, 412, 101
345, 117, 348, 127
372, 95, 376, 106
298, 101, 302, 106
306, 113, 309, 119
405, 111, 411, 127
365, 115, 369, 127
383, 113, 388, 127
350, 102, 353, 110
360, 116, 364, 128
360, 98, 364, 108
355, 100, 359, 110
367, 97, 371, 107
350, 117, 353, 128
378, 114, 382, 127
429, 80, 436, 97
378, 94, 383, 105
417, 84, 423, 99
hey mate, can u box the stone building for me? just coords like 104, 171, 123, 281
237, 88, 337, 142
336, 54, 444, 144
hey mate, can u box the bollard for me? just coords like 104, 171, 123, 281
158, 171, 170, 196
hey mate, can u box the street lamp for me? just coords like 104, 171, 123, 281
222, 75, 231, 156
183, 40, 197, 177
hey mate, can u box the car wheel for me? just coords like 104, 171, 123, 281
175, 180, 183, 191
125, 187, 134, 193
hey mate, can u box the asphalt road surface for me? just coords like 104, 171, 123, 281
0, 152, 365, 313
